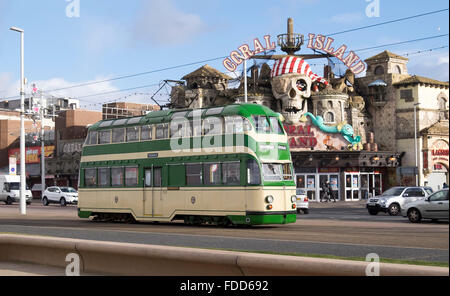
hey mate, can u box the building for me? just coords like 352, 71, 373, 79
168, 19, 449, 199
46, 109, 102, 188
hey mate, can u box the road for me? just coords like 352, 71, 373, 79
0, 202, 448, 263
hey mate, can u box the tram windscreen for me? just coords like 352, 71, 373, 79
262, 163, 293, 181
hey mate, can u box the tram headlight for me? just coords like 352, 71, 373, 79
291, 195, 297, 203
265, 195, 274, 204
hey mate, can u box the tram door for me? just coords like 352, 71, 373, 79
143, 167, 164, 217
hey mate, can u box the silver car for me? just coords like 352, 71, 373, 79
402, 188, 449, 223
366, 186, 433, 216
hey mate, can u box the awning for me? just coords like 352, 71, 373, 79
368, 79, 387, 87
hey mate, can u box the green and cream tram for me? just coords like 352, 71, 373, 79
78, 104, 297, 225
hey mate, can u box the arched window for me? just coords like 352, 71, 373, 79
374, 66, 384, 75
393, 65, 402, 74
438, 96, 447, 110
324, 112, 335, 123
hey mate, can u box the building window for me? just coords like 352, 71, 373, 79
393, 65, 402, 74
374, 65, 384, 75
324, 112, 335, 123
400, 89, 413, 102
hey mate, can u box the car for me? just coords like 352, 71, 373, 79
0, 175, 33, 205
402, 188, 449, 223
42, 186, 78, 206
366, 186, 433, 216
295, 188, 309, 214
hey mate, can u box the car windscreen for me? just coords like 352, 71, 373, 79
424, 188, 433, 195
296, 189, 306, 195
60, 187, 77, 193
9, 182, 30, 190
380, 187, 404, 196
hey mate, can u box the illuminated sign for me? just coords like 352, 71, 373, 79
222, 35, 276, 72
307, 33, 366, 74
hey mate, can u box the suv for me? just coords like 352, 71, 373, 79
366, 186, 433, 216
42, 186, 78, 206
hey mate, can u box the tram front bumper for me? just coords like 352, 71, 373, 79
228, 211, 297, 225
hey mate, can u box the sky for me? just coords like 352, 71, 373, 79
0, 0, 448, 109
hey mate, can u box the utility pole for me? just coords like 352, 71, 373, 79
10, 26, 26, 215
40, 93, 46, 200
414, 102, 420, 186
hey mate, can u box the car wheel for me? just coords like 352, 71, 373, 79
408, 208, 422, 223
302, 209, 309, 214
368, 209, 378, 215
388, 204, 400, 216
6, 197, 13, 205
296, 208, 301, 214
42, 197, 49, 206
60, 197, 67, 207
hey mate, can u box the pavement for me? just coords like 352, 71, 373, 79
309, 200, 367, 208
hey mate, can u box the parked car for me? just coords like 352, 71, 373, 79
402, 188, 449, 223
366, 186, 433, 216
42, 186, 78, 206
0, 175, 33, 205
295, 189, 309, 214
31, 183, 43, 199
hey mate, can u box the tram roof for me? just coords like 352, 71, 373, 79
89, 103, 280, 131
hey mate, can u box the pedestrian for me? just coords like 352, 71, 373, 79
321, 181, 330, 202
443, 182, 449, 189
327, 181, 336, 202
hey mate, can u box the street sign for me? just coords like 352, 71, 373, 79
9, 157, 17, 175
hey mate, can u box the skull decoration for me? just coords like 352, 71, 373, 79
272, 73, 312, 124
271, 56, 328, 124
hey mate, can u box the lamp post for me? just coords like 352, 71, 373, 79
413, 102, 420, 186
10, 26, 26, 215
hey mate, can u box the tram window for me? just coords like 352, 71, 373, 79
98, 130, 111, 144
262, 163, 282, 181
170, 118, 189, 138
89, 131, 98, 145
144, 169, 152, 187
247, 159, 261, 185
222, 162, 240, 185
98, 168, 111, 187
141, 125, 152, 141
204, 163, 221, 185
189, 120, 202, 136
282, 163, 293, 180
125, 167, 139, 187
126, 126, 139, 142
84, 168, 97, 187
156, 123, 169, 139
252, 116, 271, 133
225, 116, 245, 134
111, 167, 124, 186
154, 167, 162, 187
186, 164, 202, 186
270, 117, 284, 134
112, 128, 125, 143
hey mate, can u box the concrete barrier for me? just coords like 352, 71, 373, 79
0, 234, 448, 276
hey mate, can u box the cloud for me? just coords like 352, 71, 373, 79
83, 19, 127, 54
133, 0, 207, 46
330, 12, 364, 24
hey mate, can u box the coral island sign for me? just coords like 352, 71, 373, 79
307, 33, 366, 75
222, 35, 276, 72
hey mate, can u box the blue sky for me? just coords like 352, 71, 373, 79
0, 0, 448, 109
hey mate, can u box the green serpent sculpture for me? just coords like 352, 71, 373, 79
300, 112, 363, 150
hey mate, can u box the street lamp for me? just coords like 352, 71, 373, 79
413, 102, 420, 186
10, 26, 26, 215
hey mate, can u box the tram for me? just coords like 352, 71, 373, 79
78, 104, 297, 225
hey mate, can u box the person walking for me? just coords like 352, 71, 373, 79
327, 180, 336, 202
321, 181, 330, 202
